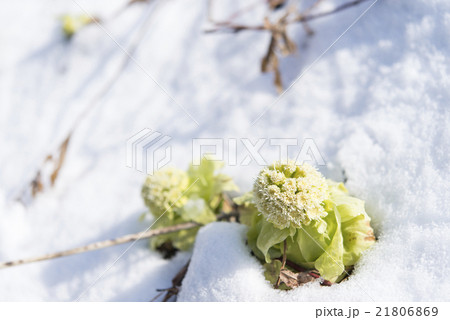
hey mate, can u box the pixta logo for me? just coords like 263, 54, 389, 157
126, 129, 326, 174
192, 138, 325, 166
126, 128, 172, 175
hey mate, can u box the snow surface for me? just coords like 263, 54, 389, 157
1, 0, 449, 301
179, 222, 450, 301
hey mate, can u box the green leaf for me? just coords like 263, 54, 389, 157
233, 192, 253, 206
233, 192, 258, 227
328, 181, 365, 222
256, 221, 293, 262
296, 223, 329, 262
263, 260, 283, 285
247, 213, 265, 260
149, 215, 199, 251
138, 211, 148, 222
341, 213, 375, 266
314, 206, 345, 282
141, 158, 239, 252
179, 198, 216, 224
328, 180, 376, 266
213, 173, 239, 194
169, 227, 199, 251
187, 157, 238, 211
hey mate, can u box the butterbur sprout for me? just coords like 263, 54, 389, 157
253, 161, 328, 229
247, 160, 375, 284
141, 167, 189, 219
141, 158, 238, 252
60, 14, 93, 39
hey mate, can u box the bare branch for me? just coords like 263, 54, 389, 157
205, 0, 372, 33
0, 210, 240, 270
0, 221, 199, 269
294, 0, 372, 23
205, 0, 373, 92
204, 24, 265, 34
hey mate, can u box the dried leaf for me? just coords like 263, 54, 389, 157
261, 35, 277, 72
279, 269, 315, 288
268, 0, 286, 11
264, 260, 317, 289
31, 172, 44, 197
280, 30, 297, 54
260, 31, 284, 93
274, 65, 283, 94
50, 135, 71, 186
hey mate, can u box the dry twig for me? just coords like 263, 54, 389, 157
0, 211, 238, 269
157, 260, 191, 302
206, 0, 371, 33
206, 0, 372, 92
0, 221, 199, 269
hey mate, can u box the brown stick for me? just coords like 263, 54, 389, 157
0, 210, 239, 270
295, 0, 371, 23
281, 240, 287, 269
162, 259, 191, 302
150, 258, 191, 302
205, 0, 372, 33
0, 222, 199, 269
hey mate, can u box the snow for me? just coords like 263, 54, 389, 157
179, 222, 450, 301
178, 223, 271, 302
1, 0, 450, 301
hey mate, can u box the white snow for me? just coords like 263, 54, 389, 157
178, 223, 272, 302
179, 222, 450, 301
1, 0, 449, 301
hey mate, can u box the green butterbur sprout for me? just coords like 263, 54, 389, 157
253, 161, 328, 229
247, 161, 375, 284
141, 168, 189, 220
60, 14, 93, 39
141, 157, 238, 252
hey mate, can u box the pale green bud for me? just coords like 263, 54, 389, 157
253, 161, 328, 229
141, 167, 189, 218
61, 14, 92, 38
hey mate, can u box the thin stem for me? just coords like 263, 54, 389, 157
150, 290, 165, 302
0, 210, 239, 270
0, 221, 199, 269
205, 0, 372, 33
294, 0, 371, 23
275, 239, 287, 288
281, 239, 287, 269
